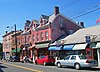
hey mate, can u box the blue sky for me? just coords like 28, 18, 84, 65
0, 0, 100, 42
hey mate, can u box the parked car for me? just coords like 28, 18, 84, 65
35, 55, 55, 65
55, 55, 98, 70
10, 56, 20, 62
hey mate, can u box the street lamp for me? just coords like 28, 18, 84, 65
14, 24, 17, 57
7, 24, 17, 57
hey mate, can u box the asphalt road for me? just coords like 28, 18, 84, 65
0, 62, 100, 72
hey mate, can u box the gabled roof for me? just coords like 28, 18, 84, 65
62, 25, 100, 44
32, 19, 39, 24
48, 13, 82, 27
41, 14, 49, 20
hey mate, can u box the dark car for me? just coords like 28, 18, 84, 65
35, 55, 55, 65
10, 56, 20, 62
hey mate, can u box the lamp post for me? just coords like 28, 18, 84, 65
14, 24, 17, 57
7, 24, 17, 57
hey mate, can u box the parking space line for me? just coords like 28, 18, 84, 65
3, 62, 43, 72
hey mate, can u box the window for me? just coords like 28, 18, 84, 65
79, 55, 88, 59
59, 18, 63, 27
28, 36, 31, 42
70, 56, 76, 60
32, 35, 34, 42
36, 33, 39, 42
64, 55, 70, 60
45, 31, 48, 40
41, 32, 44, 41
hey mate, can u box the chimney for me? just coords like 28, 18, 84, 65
78, 22, 85, 28
6, 31, 7, 34
26, 20, 31, 24
54, 6, 59, 15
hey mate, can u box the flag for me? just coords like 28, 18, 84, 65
96, 17, 100, 24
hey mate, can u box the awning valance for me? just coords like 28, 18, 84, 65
12, 48, 21, 52
63, 45, 74, 50
28, 45, 35, 49
48, 46, 62, 50
36, 43, 49, 48
73, 43, 87, 50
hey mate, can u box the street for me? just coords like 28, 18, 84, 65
0, 62, 100, 72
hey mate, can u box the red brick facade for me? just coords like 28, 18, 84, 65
3, 6, 82, 60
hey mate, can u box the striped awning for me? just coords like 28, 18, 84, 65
73, 43, 87, 50
48, 46, 62, 50
63, 45, 74, 50
12, 48, 21, 52
93, 42, 100, 49
36, 43, 49, 48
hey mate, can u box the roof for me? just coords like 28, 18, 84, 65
41, 14, 49, 20
62, 25, 100, 44
32, 19, 39, 24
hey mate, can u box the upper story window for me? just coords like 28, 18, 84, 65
45, 31, 48, 40
36, 33, 39, 42
28, 36, 31, 42
32, 35, 34, 42
41, 32, 44, 41
17, 38, 20, 45
59, 18, 63, 27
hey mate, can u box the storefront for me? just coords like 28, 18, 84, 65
48, 44, 75, 59
35, 42, 49, 57
93, 42, 100, 66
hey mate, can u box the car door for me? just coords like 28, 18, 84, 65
61, 55, 71, 66
68, 56, 76, 66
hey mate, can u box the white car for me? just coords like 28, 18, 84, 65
55, 55, 98, 70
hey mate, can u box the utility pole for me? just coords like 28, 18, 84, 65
14, 24, 17, 57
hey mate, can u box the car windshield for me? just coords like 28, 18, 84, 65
79, 55, 88, 59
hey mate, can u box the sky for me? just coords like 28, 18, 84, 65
0, 0, 100, 42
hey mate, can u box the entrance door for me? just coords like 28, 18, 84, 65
86, 48, 93, 59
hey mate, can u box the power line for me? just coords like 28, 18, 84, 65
7, 25, 15, 32
48, 0, 80, 15
61, 0, 80, 11
71, 8, 100, 19
70, 4, 99, 18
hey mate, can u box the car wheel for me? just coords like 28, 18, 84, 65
35, 61, 37, 65
57, 62, 62, 68
74, 63, 80, 70
43, 62, 46, 66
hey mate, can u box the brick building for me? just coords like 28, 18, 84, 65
2, 30, 22, 59
20, 6, 82, 61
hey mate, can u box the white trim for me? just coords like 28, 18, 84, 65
73, 43, 87, 50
